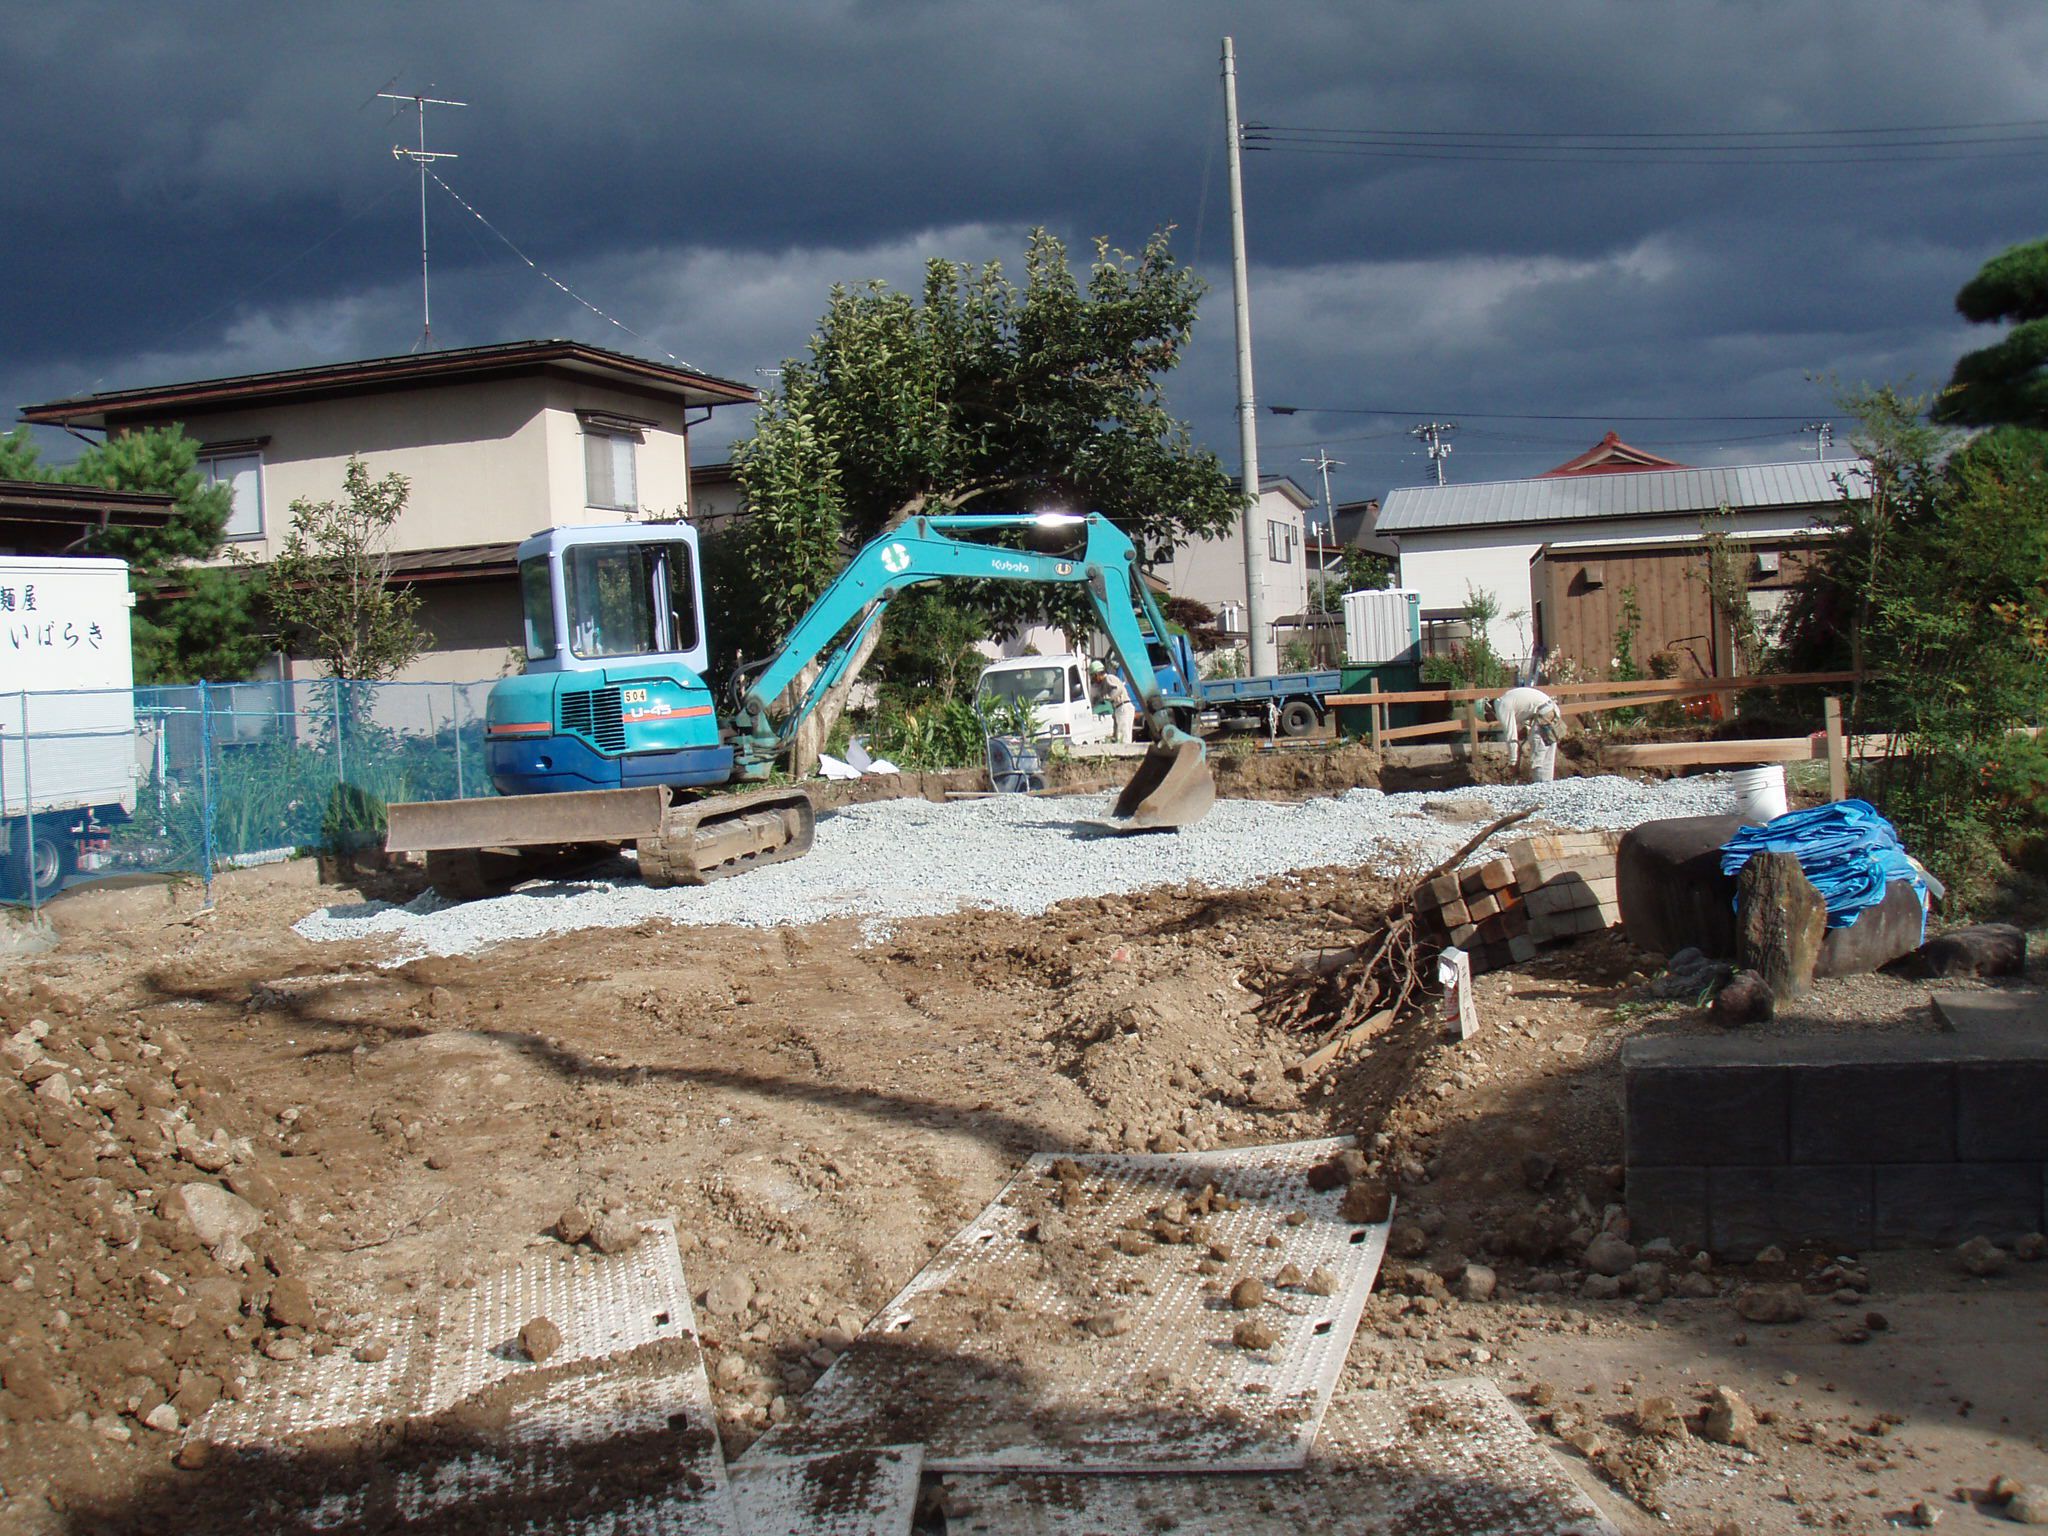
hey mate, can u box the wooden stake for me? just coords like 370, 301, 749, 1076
1367, 675, 1382, 750
1823, 694, 1847, 802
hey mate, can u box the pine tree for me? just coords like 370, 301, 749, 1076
1936, 235, 2048, 430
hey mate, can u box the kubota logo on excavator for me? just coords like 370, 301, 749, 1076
880, 543, 911, 574
989, 558, 1030, 574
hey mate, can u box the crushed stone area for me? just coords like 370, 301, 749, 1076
297, 775, 1746, 959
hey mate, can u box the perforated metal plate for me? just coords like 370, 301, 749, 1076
741, 1137, 1389, 1473
727, 1445, 923, 1536
195, 1219, 741, 1535
941, 1377, 1620, 1536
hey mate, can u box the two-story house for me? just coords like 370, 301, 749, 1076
20, 339, 757, 683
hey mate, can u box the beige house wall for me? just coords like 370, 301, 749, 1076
1156, 483, 1311, 644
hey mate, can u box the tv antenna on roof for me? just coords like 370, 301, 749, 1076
380, 87, 466, 350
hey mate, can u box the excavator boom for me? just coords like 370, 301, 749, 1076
728, 512, 1215, 830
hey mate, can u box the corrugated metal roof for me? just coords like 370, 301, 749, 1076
1377, 459, 1871, 534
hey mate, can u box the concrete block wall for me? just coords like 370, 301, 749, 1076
1623, 997, 2048, 1256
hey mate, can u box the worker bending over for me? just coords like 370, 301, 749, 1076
1088, 660, 1136, 745
1489, 685, 1564, 774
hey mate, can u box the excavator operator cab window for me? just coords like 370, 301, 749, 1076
565, 541, 700, 660
519, 556, 557, 662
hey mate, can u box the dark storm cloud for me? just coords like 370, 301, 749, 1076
5, 1, 2046, 499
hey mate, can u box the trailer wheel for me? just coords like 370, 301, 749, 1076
3, 823, 73, 903
1279, 699, 1321, 738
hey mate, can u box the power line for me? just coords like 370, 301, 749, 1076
427, 171, 696, 370
1246, 115, 2048, 141
1270, 403, 1828, 423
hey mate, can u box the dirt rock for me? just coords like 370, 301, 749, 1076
706, 1270, 756, 1319
1521, 1152, 1557, 1190
352, 1340, 391, 1364
1456, 1263, 1497, 1302
1229, 1278, 1267, 1310
1702, 1385, 1759, 1447
1232, 1319, 1279, 1350
2017, 1233, 2048, 1263
2, 1354, 78, 1419
1905, 923, 2027, 979
164, 1182, 261, 1249
1734, 1285, 1808, 1324
265, 1276, 319, 1331
1958, 1236, 2010, 1277
1385, 1217, 1427, 1256
1582, 1273, 1623, 1301
1634, 1394, 1689, 1439
1083, 1308, 1132, 1338
589, 1214, 642, 1255
552, 1206, 593, 1245
1342, 1181, 1394, 1224
2006, 1484, 2048, 1525
1712, 969, 1776, 1026
519, 1316, 563, 1363
1307, 1267, 1338, 1297
1583, 1232, 1637, 1277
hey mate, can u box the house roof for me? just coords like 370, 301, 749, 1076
1377, 458, 1871, 535
384, 543, 521, 583
1541, 431, 1688, 476
19, 340, 759, 429
0, 478, 176, 551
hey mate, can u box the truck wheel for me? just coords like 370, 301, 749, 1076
3, 824, 73, 903
1279, 700, 1321, 738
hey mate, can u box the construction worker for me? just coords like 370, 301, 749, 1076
1088, 660, 1136, 745
1489, 684, 1564, 776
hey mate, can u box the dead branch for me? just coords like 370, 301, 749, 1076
1413, 807, 1536, 895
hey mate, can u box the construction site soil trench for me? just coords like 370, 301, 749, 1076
2, 758, 2044, 1534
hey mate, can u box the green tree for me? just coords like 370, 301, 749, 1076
267, 457, 427, 680
726, 227, 1242, 766
3, 424, 269, 682
1936, 235, 2048, 430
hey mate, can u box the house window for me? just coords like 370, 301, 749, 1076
197, 450, 264, 540
583, 425, 640, 511
1267, 521, 1296, 564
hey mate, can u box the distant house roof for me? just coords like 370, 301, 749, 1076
1542, 431, 1688, 476
0, 478, 175, 554
1330, 497, 1395, 557
1377, 459, 1870, 535
19, 340, 759, 430
385, 542, 521, 582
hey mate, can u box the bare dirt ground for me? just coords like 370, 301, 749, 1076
3, 777, 2045, 1534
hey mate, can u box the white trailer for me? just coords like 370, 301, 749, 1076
0, 556, 137, 899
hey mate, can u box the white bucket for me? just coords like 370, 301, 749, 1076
1728, 764, 1789, 824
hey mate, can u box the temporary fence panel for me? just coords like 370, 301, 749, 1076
3, 678, 497, 909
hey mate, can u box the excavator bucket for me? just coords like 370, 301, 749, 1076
1111, 738, 1216, 831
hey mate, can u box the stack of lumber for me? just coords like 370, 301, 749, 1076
1415, 857, 1535, 974
1507, 830, 1622, 944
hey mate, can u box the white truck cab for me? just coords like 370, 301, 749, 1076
976, 653, 1115, 747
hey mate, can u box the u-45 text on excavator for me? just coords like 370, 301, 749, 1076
383, 512, 1215, 899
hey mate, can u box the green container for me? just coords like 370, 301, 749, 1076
1336, 662, 1423, 740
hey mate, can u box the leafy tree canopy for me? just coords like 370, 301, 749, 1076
0, 424, 268, 682
1937, 235, 2048, 430
724, 227, 1244, 664
268, 456, 427, 681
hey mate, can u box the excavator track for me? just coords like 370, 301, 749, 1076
635, 787, 817, 888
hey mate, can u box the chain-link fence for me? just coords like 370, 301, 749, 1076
1, 678, 497, 911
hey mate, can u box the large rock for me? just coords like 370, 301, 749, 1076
1739, 851, 1826, 998
163, 1182, 261, 1249
1897, 923, 2027, 979
1619, 815, 1925, 977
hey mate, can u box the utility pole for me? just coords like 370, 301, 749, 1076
1222, 37, 1273, 676
1802, 421, 1833, 461
1301, 448, 1344, 617
1411, 421, 1457, 486
380, 88, 466, 349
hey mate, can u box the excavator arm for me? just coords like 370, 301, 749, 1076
729, 513, 1214, 829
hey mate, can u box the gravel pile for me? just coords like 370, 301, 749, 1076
296, 774, 1742, 959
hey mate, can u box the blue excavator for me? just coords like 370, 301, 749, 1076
383, 511, 1214, 899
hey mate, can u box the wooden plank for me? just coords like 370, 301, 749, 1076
1599, 737, 1818, 766
1296, 1008, 1397, 1078
1324, 669, 1862, 708
1376, 718, 1469, 743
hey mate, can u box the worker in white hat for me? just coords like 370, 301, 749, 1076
1488, 685, 1564, 778
1088, 660, 1136, 745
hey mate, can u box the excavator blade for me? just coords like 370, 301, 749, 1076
1110, 739, 1216, 832
635, 787, 817, 887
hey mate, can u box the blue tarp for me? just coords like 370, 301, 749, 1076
1720, 799, 1928, 935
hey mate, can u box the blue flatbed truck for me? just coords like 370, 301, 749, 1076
1132, 631, 1341, 738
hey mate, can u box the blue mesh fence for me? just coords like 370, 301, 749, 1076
1, 678, 497, 910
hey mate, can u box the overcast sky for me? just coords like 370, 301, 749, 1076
6, 1, 2044, 516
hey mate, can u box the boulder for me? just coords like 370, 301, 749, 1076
1712, 970, 1776, 1026
1897, 923, 2027, 980
1619, 815, 1926, 977
1738, 852, 1827, 999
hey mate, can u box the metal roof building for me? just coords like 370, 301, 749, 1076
1378, 459, 1872, 534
